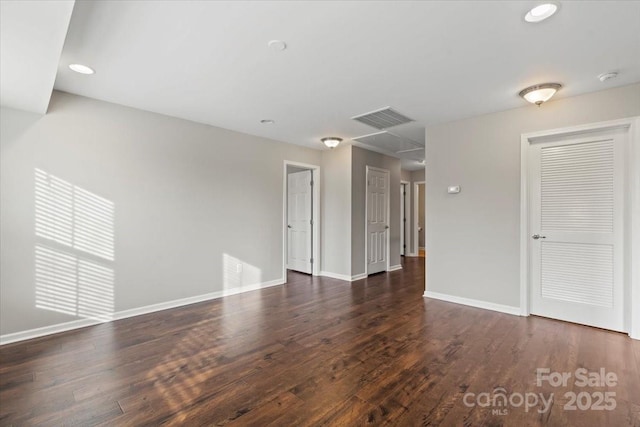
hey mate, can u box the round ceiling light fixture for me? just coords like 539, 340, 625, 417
525, 3, 558, 23
519, 83, 562, 106
69, 63, 95, 75
321, 137, 342, 149
268, 40, 287, 51
260, 119, 275, 124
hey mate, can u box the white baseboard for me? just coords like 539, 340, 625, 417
423, 291, 521, 316
0, 277, 285, 346
387, 264, 402, 272
320, 271, 367, 282
0, 318, 104, 346
320, 271, 351, 281
404, 252, 418, 257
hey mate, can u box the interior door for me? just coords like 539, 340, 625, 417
367, 168, 389, 275
287, 170, 312, 274
529, 129, 625, 332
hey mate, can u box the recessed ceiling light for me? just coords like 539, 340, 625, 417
69, 63, 95, 75
519, 83, 562, 106
598, 72, 618, 82
525, 3, 558, 23
321, 137, 342, 149
260, 119, 275, 124
268, 40, 287, 51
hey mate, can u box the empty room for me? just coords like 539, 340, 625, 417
1, 1, 639, 425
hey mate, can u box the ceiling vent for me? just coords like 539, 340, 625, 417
352, 131, 422, 154
352, 107, 414, 130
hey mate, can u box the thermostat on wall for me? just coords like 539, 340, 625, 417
447, 185, 461, 194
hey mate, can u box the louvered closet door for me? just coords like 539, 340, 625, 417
530, 129, 625, 332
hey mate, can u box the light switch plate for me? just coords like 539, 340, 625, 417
447, 185, 461, 194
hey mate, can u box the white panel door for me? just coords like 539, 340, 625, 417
367, 168, 389, 275
530, 130, 625, 332
287, 170, 312, 274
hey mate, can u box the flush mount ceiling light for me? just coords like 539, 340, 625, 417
525, 3, 558, 23
519, 83, 562, 106
268, 40, 287, 51
68, 63, 95, 75
260, 119, 275, 124
322, 137, 342, 149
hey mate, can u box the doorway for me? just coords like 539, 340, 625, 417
366, 166, 390, 275
414, 181, 425, 257
283, 161, 321, 278
400, 181, 410, 256
521, 118, 640, 337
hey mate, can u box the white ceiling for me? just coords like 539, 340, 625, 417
0, 0, 74, 114
4, 1, 640, 171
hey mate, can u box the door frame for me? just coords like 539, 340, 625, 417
365, 165, 391, 275
520, 117, 640, 339
400, 181, 410, 256
414, 181, 425, 256
283, 160, 321, 278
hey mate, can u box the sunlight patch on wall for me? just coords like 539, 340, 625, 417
34, 169, 115, 321
35, 169, 114, 260
35, 246, 77, 316
222, 253, 262, 290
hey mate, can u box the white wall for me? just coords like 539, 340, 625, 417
320, 144, 352, 277
425, 83, 640, 308
410, 169, 425, 183
0, 91, 322, 336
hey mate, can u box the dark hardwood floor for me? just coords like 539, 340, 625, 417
1, 257, 639, 426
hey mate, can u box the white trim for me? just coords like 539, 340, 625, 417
387, 264, 402, 272
424, 291, 521, 316
319, 271, 351, 281
630, 117, 640, 340
0, 318, 103, 347
413, 181, 425, 256
520, 117, 640, 339
320, 271, 367, 282
365, 166, 391, 275
400, 180, 410, 257
0, 277, 284, 346
519, 128, 530, 316
283, 161, 321, 278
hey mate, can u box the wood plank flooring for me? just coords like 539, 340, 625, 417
1, 257, 639, 426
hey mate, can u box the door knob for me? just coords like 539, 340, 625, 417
385, 225, 389, 229
532, 234, 546, 240
287, 225, 292, 229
